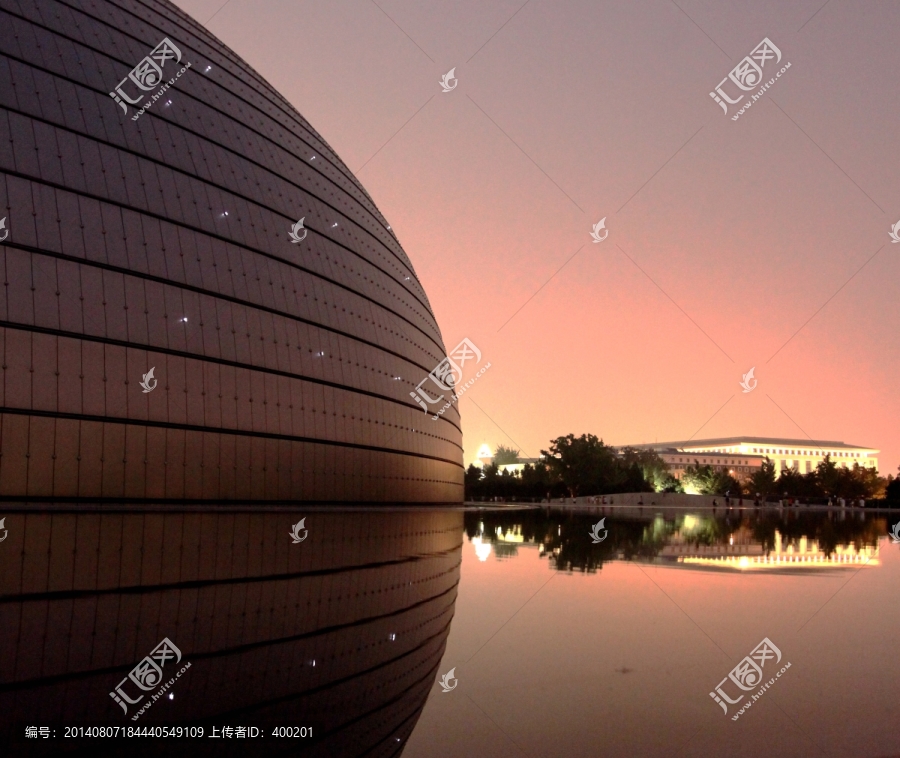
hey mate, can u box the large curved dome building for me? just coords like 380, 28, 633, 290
0, 0, 463, 503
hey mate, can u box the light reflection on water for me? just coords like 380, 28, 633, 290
464, 506, 885, 572
2, 505, 899, 757
0, 507, 463, 757
404, 506, 900, 758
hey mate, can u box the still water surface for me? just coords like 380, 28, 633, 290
410, 505, 900, 758
0, 507, 460, 757
1, 505, 897, 757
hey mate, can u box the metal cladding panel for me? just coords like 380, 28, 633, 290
0, 0, 463, 503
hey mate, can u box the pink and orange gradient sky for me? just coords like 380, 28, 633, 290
178, 0, 900, 474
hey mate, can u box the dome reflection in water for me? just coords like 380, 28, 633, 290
0, 507, 462, 756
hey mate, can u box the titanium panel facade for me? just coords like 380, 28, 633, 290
0, 0, 463, 503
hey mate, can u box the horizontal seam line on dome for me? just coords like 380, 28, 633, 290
0, 506, 468, 513
26, 0, 384, 228
209, 614, 455, 730
0, 542, 462, 604
0, 576, 460, 692
0, 496, 464, 506
0, 155, 445, 357
0, 602, 460, 704
0, 405, 466, 468
7, 4, 425, 291
135, 0, 381, 221
0, 314, 462, 439
0, 235, 441, 378
115, 0, 372, 208
165, 583, 457, 682
0, 63, 428, 328
178, 592, 460, 708
0, 76, 434, 331
295, 663, 444, 746
134, 1, 299, 115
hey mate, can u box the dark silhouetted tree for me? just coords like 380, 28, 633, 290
493, 445, 521, 465
748, 459, 776, 499
541, 434, 618, 497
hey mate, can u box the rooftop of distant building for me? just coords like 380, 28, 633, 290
625, 436, 878, 453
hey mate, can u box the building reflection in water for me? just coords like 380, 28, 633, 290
0, 507, 462, 756
663, 514, 879, 569
464, 507, 885, 574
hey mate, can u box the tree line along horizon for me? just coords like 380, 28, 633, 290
466, 434, 900, 503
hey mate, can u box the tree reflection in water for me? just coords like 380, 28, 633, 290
465, 507, 886, 573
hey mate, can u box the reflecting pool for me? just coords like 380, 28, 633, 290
405, 506, 900, 758
2, 505, 899, 757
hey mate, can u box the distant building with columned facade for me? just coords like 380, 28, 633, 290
627, 436, 879, 481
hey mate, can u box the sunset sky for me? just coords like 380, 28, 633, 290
177, 0, 900, 474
